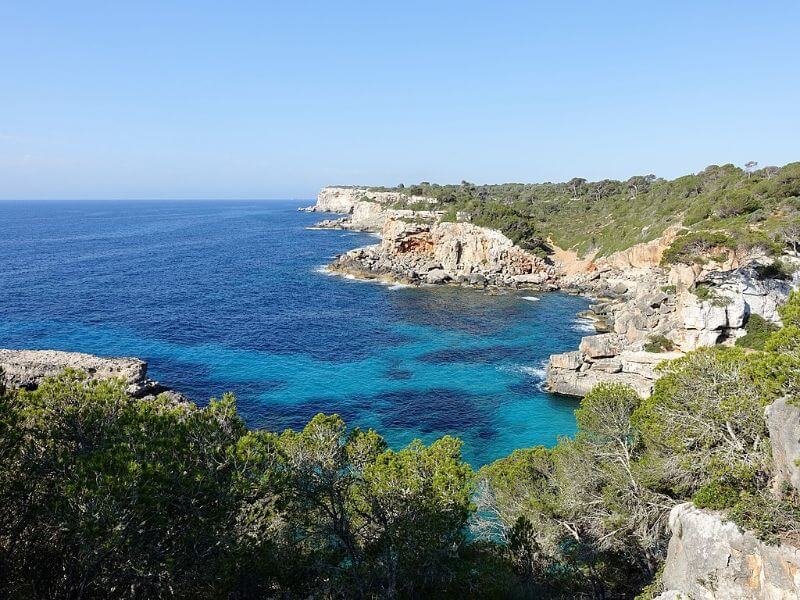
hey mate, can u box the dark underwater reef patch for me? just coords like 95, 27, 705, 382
418, 345, 532, 365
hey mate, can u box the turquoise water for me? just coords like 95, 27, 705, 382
0, 200, 589, 465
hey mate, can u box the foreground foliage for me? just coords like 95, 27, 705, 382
479, 292, 800, 597
0, 375, 473, 599
3, 294, 800, 598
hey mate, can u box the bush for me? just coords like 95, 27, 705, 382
644, 335, 675, 353
713, 190, 762, 218
736, 314, 779, 350
661, 231, 735, 265
755, 260, 796, 281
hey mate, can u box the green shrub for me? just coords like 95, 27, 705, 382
713, 190, 761, 218
736, 314, 779, 350
693, 480, 741, 510
661, 231, 735, 265
644, 335, 675, 353
755, 260, 796, 281
693, 284, 731, 307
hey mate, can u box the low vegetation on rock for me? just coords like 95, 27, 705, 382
374, 161, 800, 258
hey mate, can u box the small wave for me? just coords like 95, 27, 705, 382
521, 296, 540, 302
501, 360, 549, 390
572, 317, 597, 333
388, 283, 412, 290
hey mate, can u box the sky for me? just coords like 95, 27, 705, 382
1, 1, 799, 200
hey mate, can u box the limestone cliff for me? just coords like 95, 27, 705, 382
309, 185, 797, 397
546, 264, 794, 397
766, 397, 800, 494
329, 217, 555, 287
656, 503, 800, 599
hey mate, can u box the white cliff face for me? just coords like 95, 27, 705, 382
658, 503, 800, 600
331, 217, 554, 287
309, 187, 441, 232
308, 187, 369, 213
307, 186, 438, 214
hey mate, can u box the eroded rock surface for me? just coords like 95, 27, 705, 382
0, 349, 174, 398
660, 503, 800, 599
329, 218, 555, 288
766, 397, 800, 493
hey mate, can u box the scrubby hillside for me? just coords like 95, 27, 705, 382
373, 161, 800, 259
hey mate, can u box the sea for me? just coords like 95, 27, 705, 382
0, 200, 590, 465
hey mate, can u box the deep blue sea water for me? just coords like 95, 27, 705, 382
0, 200, 589, 465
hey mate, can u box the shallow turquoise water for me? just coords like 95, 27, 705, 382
0, 200, 589, 465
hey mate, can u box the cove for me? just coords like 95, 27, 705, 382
0, 199, 589, 465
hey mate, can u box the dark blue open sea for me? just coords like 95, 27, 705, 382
0, 200, 589, 465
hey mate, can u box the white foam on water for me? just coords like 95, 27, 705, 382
500, 360, 549, 391
521, 296, 540, 302
572, 317, 597, 333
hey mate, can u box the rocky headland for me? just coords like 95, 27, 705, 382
0, 348, 185, 401
309, 186, 799, 399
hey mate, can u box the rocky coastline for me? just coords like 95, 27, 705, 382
0, 348, 186, 402
309, 186, 799, 399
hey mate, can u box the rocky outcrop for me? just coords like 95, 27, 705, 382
547, 262, 796, 397
766, 397, 800, 493
304, 186, 439, 214
329, 218, 555, 288
546, 340, 683, 398
307, 187, 442, 233
600, 224, 682, 270
0, 349, 177, 399
658, 503, 800, 599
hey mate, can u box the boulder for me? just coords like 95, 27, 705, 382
661, 503, 800, 599
765, 397, 800, 493
678, 294, 728, 331
579, 334, 623, 359
425, 269, 449, 284
513, 272, 549, 285
549, 351, 584, 370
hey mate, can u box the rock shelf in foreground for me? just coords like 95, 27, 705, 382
0, 348, 179, 399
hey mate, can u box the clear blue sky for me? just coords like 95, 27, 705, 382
1, 1, 798, 199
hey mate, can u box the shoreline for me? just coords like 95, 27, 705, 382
308, 186, 798, 399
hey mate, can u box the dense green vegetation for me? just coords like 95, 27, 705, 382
480, 293, 800, 597
736, 314, 779, 350
2, 294, 800, 598
374, 161, 800, 258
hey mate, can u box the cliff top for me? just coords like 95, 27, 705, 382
362, 161, 800, 260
